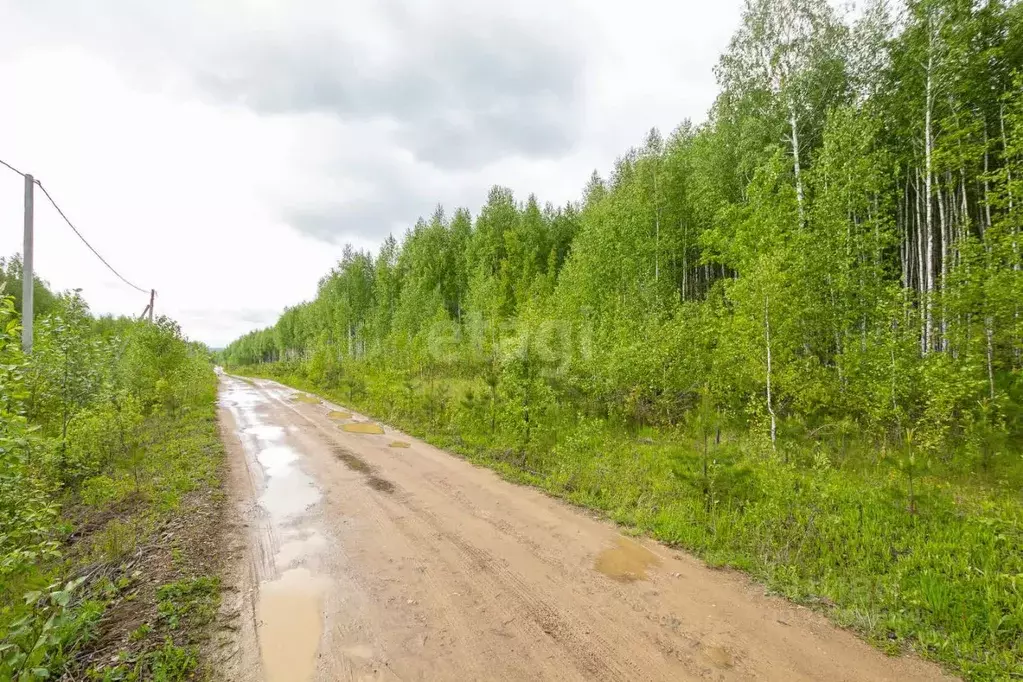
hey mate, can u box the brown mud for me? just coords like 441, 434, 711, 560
595, 535, 662, 583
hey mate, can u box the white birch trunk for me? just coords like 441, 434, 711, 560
983, 122, 992, 237
985, 316, 995, 400
924, 34, 935, 355
1001, 105, 1018, 267
915, 170, 927, 354
681, 221, 688, 302
789, 102, 805, 228
937, 183, 948, 351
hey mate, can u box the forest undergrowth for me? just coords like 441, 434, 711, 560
0, 263, 226, 682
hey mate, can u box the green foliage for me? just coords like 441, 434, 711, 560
97, 638, 199, 682
155, 577, 220, 631
0, 255, 59, 321
88, 576, 218, 681
222, 1, 1023, 678
0, 577, 102, 681
0, 278, 222, 681
0, 293, 60, 579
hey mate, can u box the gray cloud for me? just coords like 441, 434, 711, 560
19, 0, 586, 170
11, 0, 589, 245
180, 307, 282, 327
178, 307, 285, 347
285, 198, 424, 245
202, 23, 581, 168
282, 149, 485, 245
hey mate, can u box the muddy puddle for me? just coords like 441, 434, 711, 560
342, 422, 385, 434
246, 424, 285, 441
388, 440, 410, 448
257, 567, 328, 682
253, 441, 321, 521
291, 393, 322, 404
222, 378, 332, 682
595, 536, 661, 582
327, 410, 352, 420
275, 530, 328, 570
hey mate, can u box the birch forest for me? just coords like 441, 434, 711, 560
222, 0, 1023, 677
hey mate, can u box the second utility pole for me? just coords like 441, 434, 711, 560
149, 289, 155, 323
22, 173, 34, 353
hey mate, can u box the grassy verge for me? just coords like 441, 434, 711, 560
0, 375, 227, 681
234, 363, 1022, 681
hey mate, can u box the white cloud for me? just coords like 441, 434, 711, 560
0, 0, 743, 347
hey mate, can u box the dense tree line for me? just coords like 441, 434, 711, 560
1, 255, 58, 320
225, 0, 1023, 457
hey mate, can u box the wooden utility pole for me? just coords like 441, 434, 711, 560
148, 289, 155, 323
22, 173, 34, 353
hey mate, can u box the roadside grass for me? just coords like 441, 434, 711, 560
0, 380, 228, 681
234, 364, 1023, 681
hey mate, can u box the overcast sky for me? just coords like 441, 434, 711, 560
0, 0, 743, 347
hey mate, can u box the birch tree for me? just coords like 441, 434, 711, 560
716, 0, 848, 227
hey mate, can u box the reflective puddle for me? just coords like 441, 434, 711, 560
388, 440, 410, 449
276, 531, 328, 570
221, 378, 331, 682
327, 410, 352, 420
260, 471, 321, 520
245, 424, 285, 441
595, 536, 661, 582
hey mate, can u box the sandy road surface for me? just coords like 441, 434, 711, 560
217, 374, 951, 682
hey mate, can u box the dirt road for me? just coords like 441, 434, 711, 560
217, 375, 951, 682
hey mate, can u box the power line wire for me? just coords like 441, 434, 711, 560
0, 157, 25, 177
34, 180, 150, 294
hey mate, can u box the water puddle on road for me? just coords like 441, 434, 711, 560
221, 377, 332, 682
595, 536, 662, 583
275, 531, 328, 570
342, 422, 385, 434
388, 440, 410, 449
255, 444, 321, 521
260, 473, 321, 521
257, 445, 298, 477
327, 410, 352, 420
291, 393, 322, 404
245, 424, 285, 441
257, 567, 328, 682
